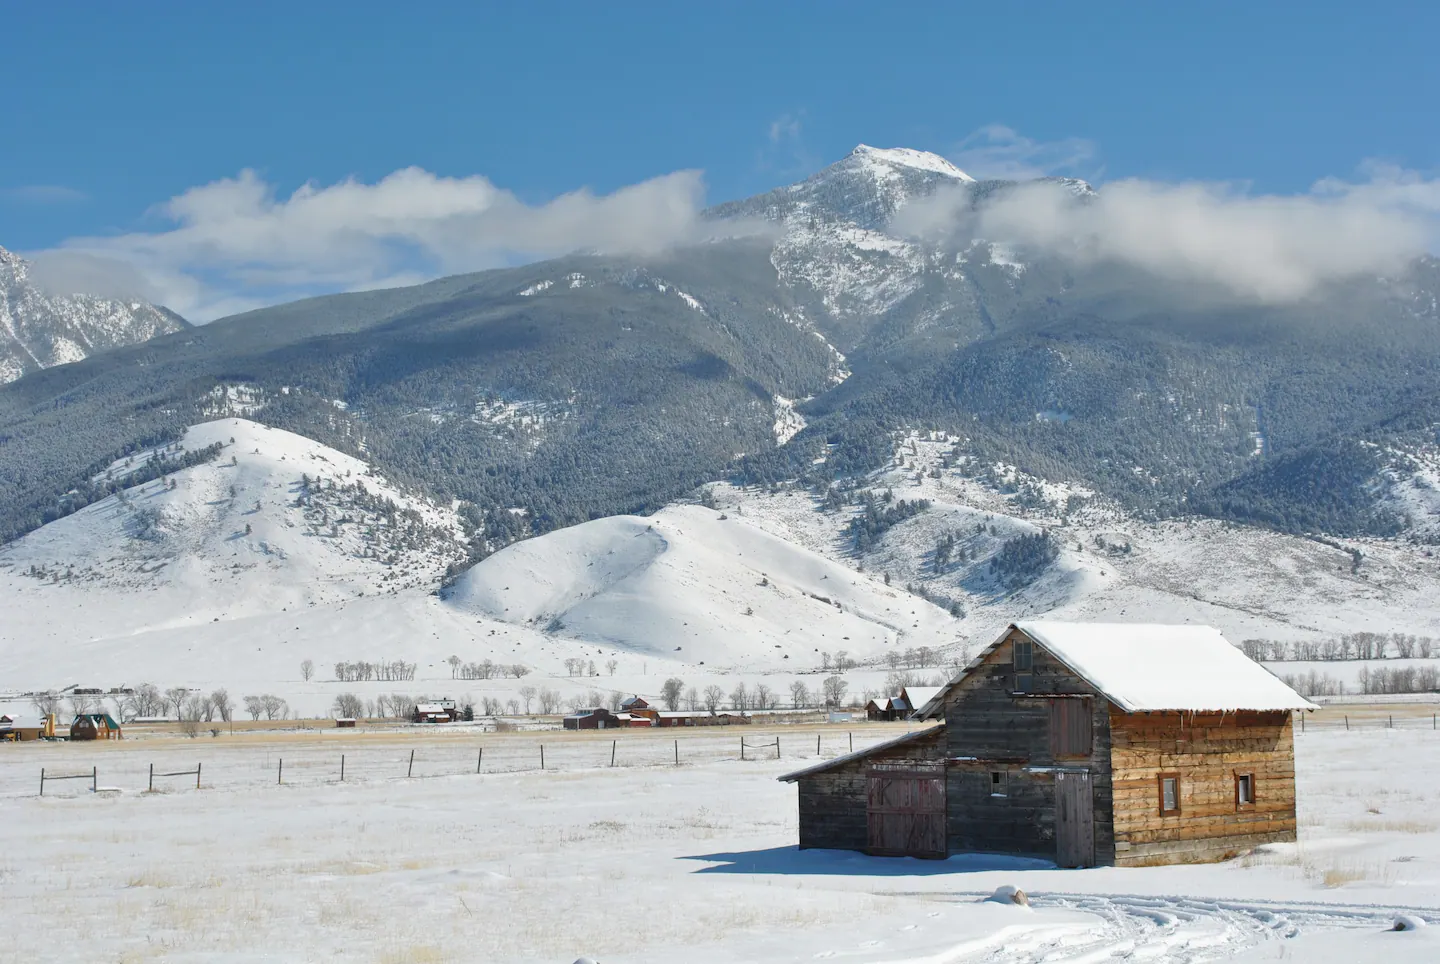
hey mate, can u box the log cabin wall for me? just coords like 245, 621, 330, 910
1109, 709, 1297, 866
795, 726, 946, 851
943, 629, 1116, 863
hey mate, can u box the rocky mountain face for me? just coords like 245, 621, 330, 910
1, 148, 1438, 554
0, 245, 188, 384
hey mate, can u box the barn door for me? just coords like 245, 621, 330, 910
866, 765, 946, 859
1055, 770, 1094, 868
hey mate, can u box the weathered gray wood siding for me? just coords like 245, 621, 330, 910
943, 629, 1116, 863
795, 726, 946, 851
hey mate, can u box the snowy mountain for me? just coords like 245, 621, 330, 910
0, 245, 188, 383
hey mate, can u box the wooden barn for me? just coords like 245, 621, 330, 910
781, 622, 1314, 868
563, 707, 621, 730
69, 712, 123, 741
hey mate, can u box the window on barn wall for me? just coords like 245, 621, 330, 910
1236, 772, 1256, 808
990, 771, 1008, 797
1159, 774, 1181, 815
1012, 638, 1033, 693
1049, 698, 1093, 757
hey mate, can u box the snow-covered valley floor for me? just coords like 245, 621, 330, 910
3, 725, 1438, 962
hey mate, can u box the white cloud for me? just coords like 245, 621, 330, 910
950, 124, 1099, 181
36, 166, 753, 321
893, 164, 1440, 302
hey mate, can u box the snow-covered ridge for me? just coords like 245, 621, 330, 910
0, 244, 188, 384
850, 144, 975, 182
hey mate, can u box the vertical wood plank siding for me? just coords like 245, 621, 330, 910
795, 727, 946, 851
944, 630, 1115, 864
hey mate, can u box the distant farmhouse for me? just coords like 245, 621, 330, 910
70, 712, 122, 741
782, 622, 1314, 867
866, 686, 943, 722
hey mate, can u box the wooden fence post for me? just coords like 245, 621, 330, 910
39, 767, 45, 797
278, 758, 283, 784
610, 740, 617, 767
408, 749, 415, 778
149, 763, 155, 792
196, 762, 202, 790
340, 754, 345, 782
674, 739, 678, 766
1344, 715, 1349, 731
92, 766, 97, 793
816, 734, 821, 755
849, 732, 853, 753
477, 748, 483, 774
740, 738, 745, 761
776, 737, 780, 759
540, 745, 545, 770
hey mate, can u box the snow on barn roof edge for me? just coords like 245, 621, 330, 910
913, 621, 1317, 719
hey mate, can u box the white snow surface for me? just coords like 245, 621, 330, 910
444, 503, 958, 669
1013, 621, 1317, 713
851, 144, 976, 182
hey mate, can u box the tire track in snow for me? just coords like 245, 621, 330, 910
920, 893, 1439, 963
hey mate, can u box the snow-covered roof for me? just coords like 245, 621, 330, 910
0, 714, 43, 729
414, 703, 449, 714
900, 687, 943, 717
777, 724, 944, 783
920, 622, 1316, 715
1015, 621, 1316, 713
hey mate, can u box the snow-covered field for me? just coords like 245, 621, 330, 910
1, 724, 1437, 962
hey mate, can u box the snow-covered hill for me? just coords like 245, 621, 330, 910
443, 503, 959, 669
0, 245, 188, 383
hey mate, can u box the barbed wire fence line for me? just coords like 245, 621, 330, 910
2, 728, 891, 799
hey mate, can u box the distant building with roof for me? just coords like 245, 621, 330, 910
781, 621, 1314, 868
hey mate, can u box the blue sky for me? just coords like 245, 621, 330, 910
4, 1, 1438, 319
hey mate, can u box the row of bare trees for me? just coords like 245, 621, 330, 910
560, 658, 618, 677
446, 657, 531, 680
1245, 633, 1438, 663
333, 659, 416, 682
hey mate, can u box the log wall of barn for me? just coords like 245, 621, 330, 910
1110, 709, 1297, 866
795, 726, 946, 852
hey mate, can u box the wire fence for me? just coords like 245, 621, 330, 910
0, 727, 888, 799
1297, 711, 1440, 733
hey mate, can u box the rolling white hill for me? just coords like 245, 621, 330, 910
442, 503, 960, 669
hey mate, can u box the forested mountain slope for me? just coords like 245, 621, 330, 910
3, 146, 1439, 555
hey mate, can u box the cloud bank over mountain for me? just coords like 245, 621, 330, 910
894, 164, 1440, 301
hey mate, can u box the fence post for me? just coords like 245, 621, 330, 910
849, 732, 854, 753
477, 748, 483, 774
196, 762, 202, 790
740, 738, 745, 762
278, 758, 283, 784
1389, 715, 1393, 729
817, 733, 821, 756
149, 763, 155, 792
540, 745, 545, 770
39, 767, 45, 797
92, 766, 97, 793
408, 749, 415, 778
340, 754, 345, 782
674, 739, 679, 766
1344, 715, 1349, 731
610, 740, 616, 768
776, 737, 781, 759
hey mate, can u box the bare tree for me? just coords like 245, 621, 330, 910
754, 683, 775, 711
608, 690, 625, 712
729, 682, 750, 711
661, 677, 685, 711
300, 659, 314, 682
518, 685, 537, 714
789, 680, 809, 708
447, 655, 461, 679
332, 693, 364, 718
538, 688, 561, 714
684, 686, 699, 711
68, 694, 98, 717
506, 698, 520, 715
605, 659, 618, 676
260, 694, 285, 721
702, 685, 724, 713
164, 687, 189, 719
243, 695, 264, 720
210, 689, 233, 723
822, 675, 849, 708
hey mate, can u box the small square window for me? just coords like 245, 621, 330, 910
1236, 773, 1255, 807
1159, 774, 1181, 815
990, 771, 1008, 797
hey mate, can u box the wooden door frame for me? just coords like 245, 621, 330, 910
1054, 768, 1095, 868
865, 763, 947, 859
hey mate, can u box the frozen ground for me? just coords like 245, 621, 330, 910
2, 724, 1438, 962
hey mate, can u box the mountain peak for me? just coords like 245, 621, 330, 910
848, 144, 975, 183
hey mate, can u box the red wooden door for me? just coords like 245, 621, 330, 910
866, 765, 946, 858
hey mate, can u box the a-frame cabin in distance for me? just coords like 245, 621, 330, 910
780, 621, 1316, 867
